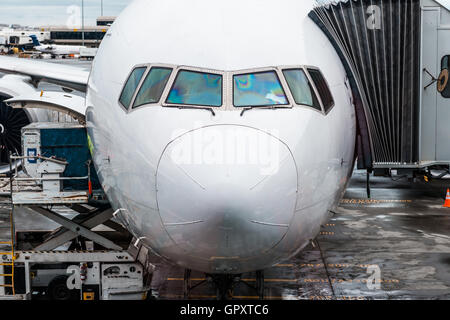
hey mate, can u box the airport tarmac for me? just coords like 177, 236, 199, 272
149, 169, 450, 300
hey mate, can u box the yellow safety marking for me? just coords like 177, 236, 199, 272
167, 277, 297, 283
83, 292, 95, 300
241, 278, 297, 283
167, 277, 206, 281
302, 278, 400, 283
87, 134, 95, 156
1, 209, 16, 296
309, 295, 366, 300
210, 256, 239, 260
275, 264, 295, 267
340, 199, 412, 204
299, 263, 374, 268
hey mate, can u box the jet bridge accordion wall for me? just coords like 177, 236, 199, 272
309, 0, 421, 166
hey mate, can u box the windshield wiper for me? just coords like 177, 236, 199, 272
164, 105, 216, 116
240, 105, 291, 117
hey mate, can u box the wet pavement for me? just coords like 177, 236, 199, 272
149, 169, 450, 300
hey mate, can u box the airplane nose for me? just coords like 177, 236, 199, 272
156, 125, 298, 266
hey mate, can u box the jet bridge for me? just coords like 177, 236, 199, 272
310, 0, 450, 175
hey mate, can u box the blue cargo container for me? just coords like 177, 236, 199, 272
21, 122, 101, 191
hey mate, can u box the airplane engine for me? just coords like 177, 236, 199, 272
0, 74, 50, 172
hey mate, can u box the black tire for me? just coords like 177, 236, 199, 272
47, 275, 80, 301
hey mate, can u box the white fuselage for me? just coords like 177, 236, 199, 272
85, 0, 356, 274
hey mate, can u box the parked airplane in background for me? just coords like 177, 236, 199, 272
29, 35, 86, 57
0, 0, 356, 298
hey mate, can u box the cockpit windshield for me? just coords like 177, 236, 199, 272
119, 67, 146, 108
233, 71, 288, 107
166, 70, 223, 107
282, 69, 321, 110
119, 64, 334, 114
133, 67, 172, 108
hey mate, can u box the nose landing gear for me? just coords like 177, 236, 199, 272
183, 269, 265, 300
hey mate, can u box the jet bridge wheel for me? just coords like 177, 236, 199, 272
0, 96, 31, 165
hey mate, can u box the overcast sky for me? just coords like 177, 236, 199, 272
0, 0, 133, 27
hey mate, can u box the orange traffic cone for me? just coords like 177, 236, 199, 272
443, 189, 450, 208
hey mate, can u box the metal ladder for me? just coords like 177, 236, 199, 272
0, 207, 15, 296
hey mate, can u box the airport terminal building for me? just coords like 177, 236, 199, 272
39, 17, 116, 47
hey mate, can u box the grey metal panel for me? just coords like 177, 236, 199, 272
436, 28, 450, 160
420, 8, 439, 161
14, 250, 133, 263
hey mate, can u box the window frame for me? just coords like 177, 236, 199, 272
280, 66, 325, 115
305, 66, 335, 115
131, 66, 174, 110
118, 64, 334, 115
118, 64, 148, 112
163, 66, 226, 108
441, 55, 450, 99
230, 67, 293, 110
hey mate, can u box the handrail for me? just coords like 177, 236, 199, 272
10, 155, 68, 166
13, 176, 88, 182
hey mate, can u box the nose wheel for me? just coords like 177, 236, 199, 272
183, 269, 265, 300
213, 275, 236, 300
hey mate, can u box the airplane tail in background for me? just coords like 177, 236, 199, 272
29, 35, 41, 46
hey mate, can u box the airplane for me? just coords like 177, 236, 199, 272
29, 34, 86, 57
0, 0, 356, 298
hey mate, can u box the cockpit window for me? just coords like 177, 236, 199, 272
119, 67, 146, 109
166, 70, 223, 107
283, 69, 321, 111
307, 68, 334, 112
233, 71, 288, 107
133, 67, 172, 108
